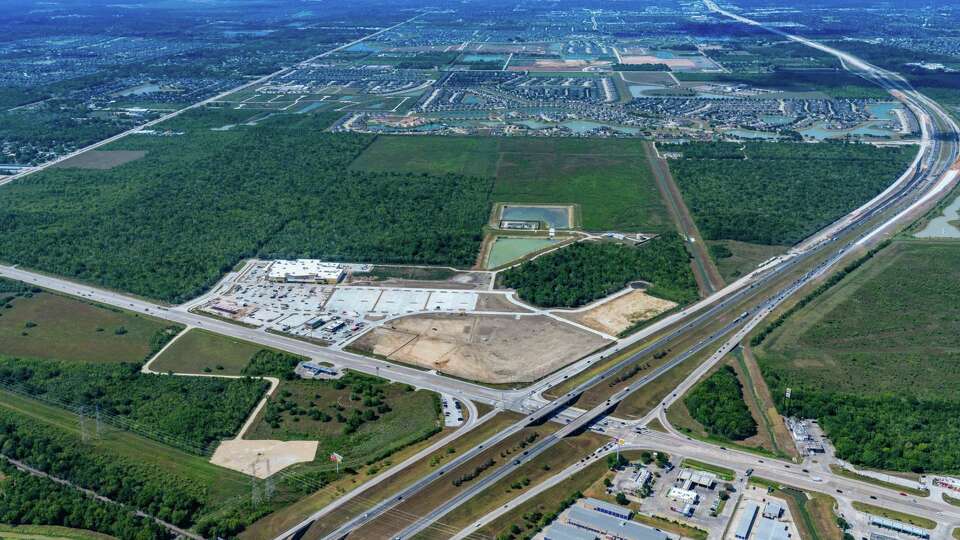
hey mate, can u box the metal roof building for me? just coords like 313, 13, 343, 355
735, 502, 760, 540
565, 506, 670, 540
763, 501, 784, 519
754, 517, 791, 540
544, 522, 598, 540
581, 497, 632, 520
266, 259, 345, 283
869, 516, 930, 539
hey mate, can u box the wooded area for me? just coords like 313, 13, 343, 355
683, 365, 757, 440
500, 234, 698, 308
0, 109, 492, 302
0, 357, 267, 452
663, 141, 915, 245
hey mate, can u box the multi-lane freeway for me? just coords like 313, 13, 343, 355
280, 2, 960, 538
0, 1, 958, 539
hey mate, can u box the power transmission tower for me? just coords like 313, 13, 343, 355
78, 405, 89, 443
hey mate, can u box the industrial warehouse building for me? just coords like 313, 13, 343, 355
267, 259, 345, 284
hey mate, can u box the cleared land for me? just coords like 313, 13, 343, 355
351, 136, 674, 233
756, 240, 960, 473
52, 150, 146, 170
0, 289, 178, 364
211, 439, 319, 478
560, 289, 676, 335
350, 313, 610, 383
149, 328, 265, 374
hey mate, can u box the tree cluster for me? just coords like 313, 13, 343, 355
684, 365, 758, 440
0, 357, 267, 452
501, 234, 698, 308
0, 464, 169, 540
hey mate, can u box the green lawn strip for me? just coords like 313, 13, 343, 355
851, 501, 936, 529
288, 411, 524, 539
149, 328, 267, 375
0, 389, 249, 505
945, 493, 960, 507
828, 465, 929, 497
954, 527, 960, 540
0, 524, 116, 540
0, 290, 177, 364
680, 459, 735, 481
733, 351, 786, 456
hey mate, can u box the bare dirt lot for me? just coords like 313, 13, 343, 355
53, 150, 147, 169
475, 293, 533, 313
211, 439, 319, 478
352, 313, 610, 383
560, 289, 676, 335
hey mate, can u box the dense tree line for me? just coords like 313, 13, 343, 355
242, 349, 307, 379
662, 141, 915, 245
0, 464, 170, 539
0, 357, 267, 452
500, 234, 698, 308
764, 373, 960, 474
684, 365, 757, 440
0, 409, 208, 528
0, 110, 493, 302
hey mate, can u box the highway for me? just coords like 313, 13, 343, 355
0, 2, 957, 539
296, 2, 960, 538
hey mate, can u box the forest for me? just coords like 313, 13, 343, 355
242, 349, 308, 379
499, 234, 698, 308
757, 241, 960, 473
683, 365, 757, 441
663, 141, 915, 245
0, 108, 493, 303
0, 464, 169, 540
0, 408, 209, 528
0, 357, 267, 453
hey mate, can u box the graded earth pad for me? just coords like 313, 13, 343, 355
559, 289, 676, 335
352, 314, 610, 383
211, 439, 319, 478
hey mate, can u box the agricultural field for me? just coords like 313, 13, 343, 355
351, 136, 674, 233
755, 240, 960, 473
245, 372, 440, 468
500, 235, 698, 308
0, 108, 492, 303
149, 328, 270, 375
0, 286, 179, 364
664, 142, 916, 246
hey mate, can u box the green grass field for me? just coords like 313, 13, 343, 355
759, 240, 960, 399
680, 458, 735, 481
0, 524, 116, 540
149, 328, 265, 374
852, 502, 936, 529
0, 290, 177, 364
351, 136, 673, 233
708, 240, 785, 282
